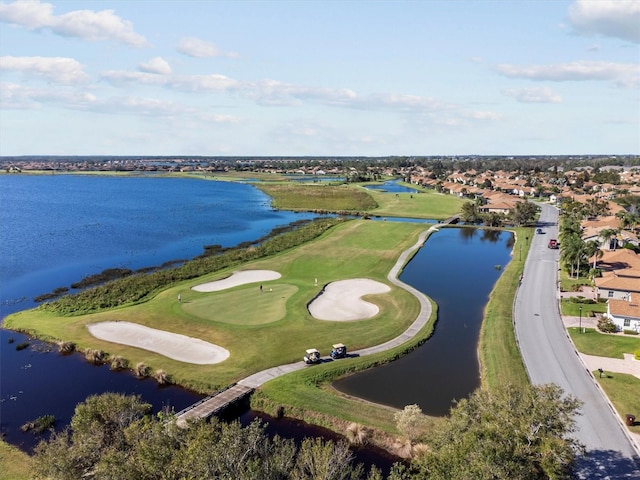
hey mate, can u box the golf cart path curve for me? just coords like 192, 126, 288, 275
238, 225, 436, 389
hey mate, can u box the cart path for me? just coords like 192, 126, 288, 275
239, 225, 436, 389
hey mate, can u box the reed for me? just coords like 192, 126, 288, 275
57, 341, 76, 354
153, 369, 171, 385
84, 348, 105, 364
134, 362, 149, 378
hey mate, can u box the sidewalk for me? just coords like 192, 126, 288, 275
561, 314, 640, 453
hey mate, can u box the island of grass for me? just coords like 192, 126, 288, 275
3, 179, 526, 444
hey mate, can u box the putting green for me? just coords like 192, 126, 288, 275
182, 283, 298, 325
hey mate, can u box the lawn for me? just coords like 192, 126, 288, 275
365, 185, 464, 219
595, 372, 640, 435
568, 328, 640, 359
5, 220, 426, 394
0, 440, 33, 480
560, 298, 607, 317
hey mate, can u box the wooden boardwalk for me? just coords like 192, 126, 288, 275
175, 384, 254, 427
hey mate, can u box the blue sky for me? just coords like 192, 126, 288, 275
0, 0, 638, 156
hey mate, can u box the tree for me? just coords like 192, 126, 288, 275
394, 404, 428, 442
460, 201, 480, 223
414, 384, 584, 480
510, 201, 538, 227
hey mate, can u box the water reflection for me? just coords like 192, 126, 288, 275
334, 227, 513, 416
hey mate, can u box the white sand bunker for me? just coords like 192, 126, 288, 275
87, 321, 230, 365
192, 270, 281, 292
309, 278, 391, 321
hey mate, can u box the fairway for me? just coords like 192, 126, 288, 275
7, 219, 425, 393
184, 283, 297, 325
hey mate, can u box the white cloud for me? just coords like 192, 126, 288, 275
502, 87, 563, 104
176, 37, 238, 58
0, 81, 96, 109
0, 55, 89, 84
496, 60, 639, 88
139, 57, 172, 75
568, 0, 640, 44
0, 0, 149, 47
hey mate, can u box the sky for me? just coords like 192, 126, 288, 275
0, 0, 638, 157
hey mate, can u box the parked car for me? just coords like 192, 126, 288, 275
536, 228, 543, 234
548, 239, 558, 249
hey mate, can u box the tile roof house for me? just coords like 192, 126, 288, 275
606, 296, 640, 333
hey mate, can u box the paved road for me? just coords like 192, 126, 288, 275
514, 204, 640, 478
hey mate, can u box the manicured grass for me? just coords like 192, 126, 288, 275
5, 220, 425, 394
595, 372, 640, 435
365, 185, 465, 220
558, 269, 591, 293
478, 227, 531, 390
0, 440, 33, 480
183, 283, 298, 325
253, 298, 442, 435
560, 298, 606, 317
568, 328, 640, 359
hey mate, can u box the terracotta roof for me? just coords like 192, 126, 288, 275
595, 272, 640, 292
608, 298, 640, 319
597, 249, 640, 271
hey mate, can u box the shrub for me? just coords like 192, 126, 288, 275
623, 330, 639, 336
21, 415, 55, 434
109, 355, 129, 371
597, 317, 618, 334
84, 348, 105, 364
635, 350, 640, 360
153, 369, 171, 385
134, 362, 149, 377
57, 341, 76, 354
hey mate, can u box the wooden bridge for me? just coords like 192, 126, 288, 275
175, 384, 254, 427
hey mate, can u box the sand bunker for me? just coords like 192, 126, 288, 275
192, 270, 281, 292
308, 278, 391, 321
87, 321, 230, 365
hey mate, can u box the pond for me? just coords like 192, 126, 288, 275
334, 227, 514, 416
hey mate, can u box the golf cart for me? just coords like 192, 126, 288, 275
303, 348, 321, 364
330, 343, 347, 359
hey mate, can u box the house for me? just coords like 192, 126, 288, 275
595, 269, 640, 300
606, 296, 640, 333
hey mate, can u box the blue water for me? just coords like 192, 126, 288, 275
334, 227, 514, 416
0, 175, 320, 317
365, 179, 419, 193
0, 174, 322, 451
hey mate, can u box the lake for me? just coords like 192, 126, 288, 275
0, 174, 512, 465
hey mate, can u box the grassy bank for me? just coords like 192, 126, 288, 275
568, 328, 640, 359
257, 183, 378, 212
595, 372, 640, 435
0, 440, 33, 480
478, 227, 531, 389
5, 220, 425, 394
365, 185, 464, 219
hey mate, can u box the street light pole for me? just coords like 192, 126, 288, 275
579, 306, 582, 333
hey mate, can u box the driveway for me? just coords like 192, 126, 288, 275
515, 204, 640, 478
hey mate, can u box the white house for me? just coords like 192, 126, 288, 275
607, 296, 640, 333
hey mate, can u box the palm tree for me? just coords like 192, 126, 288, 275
585, 240, 602, 269
599, 228, 618, 250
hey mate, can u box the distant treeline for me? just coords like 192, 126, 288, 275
39, 217, 343, 316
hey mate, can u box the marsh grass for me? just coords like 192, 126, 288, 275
20, 415, 55, 434
57, 341, 76, 354
153, 369, 171, 385
109, 355, 129, 371
83, 348, 105, 364
257, 183, 377, 211
134, 362, 150, 378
